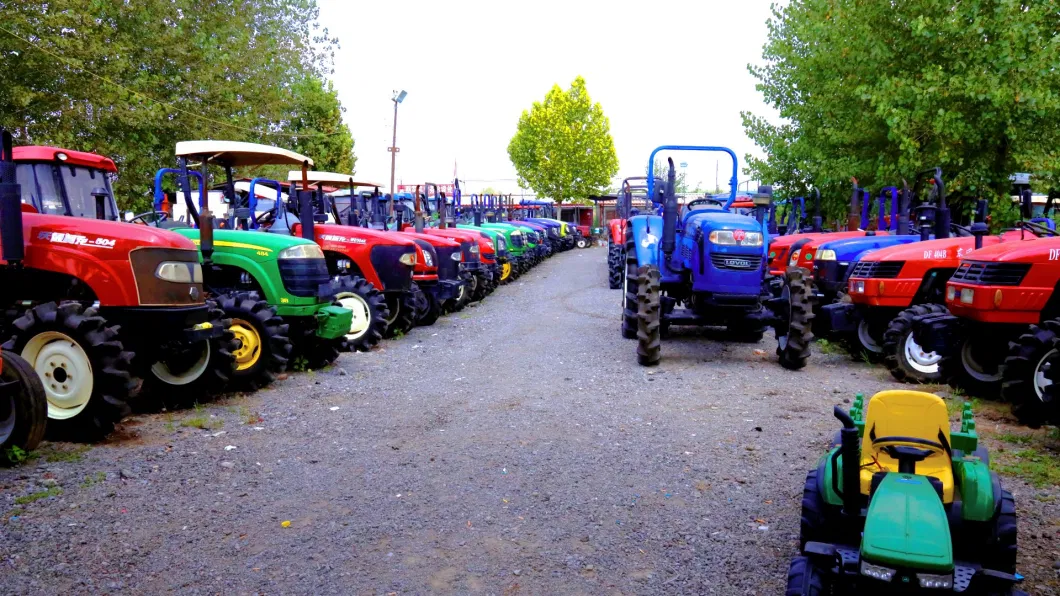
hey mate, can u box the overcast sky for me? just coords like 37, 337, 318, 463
318, 0, 779, 196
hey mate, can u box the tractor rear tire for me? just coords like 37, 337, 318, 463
1002, 321, 1060, 427
883, 304, 947, 383
607, 242, 623, 289
6, 302, 136, 442
777, 268, 815, 370
383, 291, 417, 338
940, 335, 1005, 400
785, 556, 828, 596
621, 223, 639, 339
636, 265, 662, 366
0, 350, 48, 454
333, 275, 389, 352
217, 292, 291, 391
138, 299, 238, 410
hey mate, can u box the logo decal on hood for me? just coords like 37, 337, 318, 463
640, 233, 658, 248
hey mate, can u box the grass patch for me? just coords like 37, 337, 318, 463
995, 432, 1035, 445
80, 471, 106, 488
15, 486, 62, 505
4, 507, 24, 519
815, 338, 842, 355
180, 416, 222, 431
291, 355, 310, 372
39, 444, 91, 463
2, 445, 31, 465
996, 448, 1060, 488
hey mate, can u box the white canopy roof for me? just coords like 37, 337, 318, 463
175, 141, 313, 167
287, 170, 382, 188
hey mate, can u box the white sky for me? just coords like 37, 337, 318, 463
318, 0, 778, 197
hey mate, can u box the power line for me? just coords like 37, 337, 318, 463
0, 24, 344, 140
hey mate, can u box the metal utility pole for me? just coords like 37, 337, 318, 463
388, 90, 407, 219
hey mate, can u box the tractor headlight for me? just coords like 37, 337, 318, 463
851, 280, 865, 293
421, 250, 433, 267
860, 561, 895, 582
496, 237, 506, 250
278, 244, 325, 260
336, 258, 352, 270
485, 240, 495, 251
470, 244, 480, 254
816, 249, 837, 261
399, 251, 418, 266
155, 261, 203, 284
450, 251, 462, 261
789, 250, 801, 266
708, 230, 762, 246
960, 288, 974, 304
946, 285, 956, 301
917, 573, 953, 589
511, 230, 522, 237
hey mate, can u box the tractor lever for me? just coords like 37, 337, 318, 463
881, 445, 934, 475
833, 406, 855, 429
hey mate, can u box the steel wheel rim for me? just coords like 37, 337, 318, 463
960, 339, 1001, 382
857, 320, 883, 353
501, 262, 512, 281
150, 341, 211, 386
385, 296, 401, 325
22, 331, 93, 419
229, 318, 263, 371
903, 331, 940, 374
337, 294, 371, 340
1033, 348, 1056, 400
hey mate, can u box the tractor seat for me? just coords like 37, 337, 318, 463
858, 390, 955, 503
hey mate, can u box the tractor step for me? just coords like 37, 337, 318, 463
819, 302, 860, 335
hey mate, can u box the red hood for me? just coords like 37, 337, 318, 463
854, 231, 1033, 263
396, 231, 460, 247
313, 223, 417, 246
947, 233, 1060, 264
35, 214, 197, 250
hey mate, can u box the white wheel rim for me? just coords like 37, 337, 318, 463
386, 297, 401, 325
1033, 348, 1056, 399
22, 331, 94, 420
961, 340, 1001, 382
857, 320, 883, 353
456, 285, 466, 302
903, 331, 940, 374
337, 294, 371, 340
150, 342, 211, 386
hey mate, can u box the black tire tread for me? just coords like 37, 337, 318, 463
0, 350, 47, 453
636, 265, 661, 366
883, 303, 947, 383
778, 267, 815, 370
218, 291, 291, 391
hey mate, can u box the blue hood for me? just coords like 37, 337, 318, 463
818, 234, 921, 261
685, 209, 760, 232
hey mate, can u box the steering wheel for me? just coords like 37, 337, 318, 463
950, 222, 971, 237
686, 198, 723, 211
128, 210, 170, 226
872, 435, 948, 456
255, 208, 277, 228
1018, 220, 1057, 237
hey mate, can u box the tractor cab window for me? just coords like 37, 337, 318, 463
15, 163, 64, 214
60, 165, 117, 219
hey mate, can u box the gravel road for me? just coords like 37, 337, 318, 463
1, 247, 1057, 595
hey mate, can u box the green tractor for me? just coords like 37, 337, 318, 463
788, 390, 1024, 595
149, 141, 353, 379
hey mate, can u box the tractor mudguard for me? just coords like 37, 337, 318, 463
820, 302, 861, 335
609, 219, 625, 244
817, 447, 846, 508
955, 458, 995, 522
629, 214, 662, 269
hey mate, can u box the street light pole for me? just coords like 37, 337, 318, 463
388, 90, 407, 224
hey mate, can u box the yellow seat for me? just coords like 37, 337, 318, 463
858, 390, 955, 503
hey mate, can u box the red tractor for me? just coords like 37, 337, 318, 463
605, 177, 652, 289
2, 132, 234, 439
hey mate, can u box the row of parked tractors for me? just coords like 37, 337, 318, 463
0, 130, 585, 454
603, 146, 1030, 594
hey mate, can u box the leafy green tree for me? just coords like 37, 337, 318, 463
507, 76, 619, 202
0, 0, 354, 211
743, 0, 1060, 221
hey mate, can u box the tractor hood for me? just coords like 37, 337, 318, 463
945, 234, 1060, 264
398, 231, 460, 248
172, 228, 316, 264
313, 223, 418, 247
854, 232, 1032, 264
28, 213, 198, 251
816, 234, 921, 261
861, 473, 953, 573
688, 210, 761, 233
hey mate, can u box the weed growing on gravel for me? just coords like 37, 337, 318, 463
4, 508, 23, 519
2, 445, 30, 465
181, 416, 221, 431
243, 410, 263, 425
80, 471, 106, 488
996, 449, 1060, 488
40, 444, 90, 463
291, 356, 310, 372
15, 487, 62, 505
996, 432, 1035, 445
815, 339, 841, 355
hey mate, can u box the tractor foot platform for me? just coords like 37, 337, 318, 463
911, 311, 961, 355
820, 302, 860, 335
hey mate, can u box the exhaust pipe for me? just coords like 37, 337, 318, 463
0, 130, 25, 265
199, 211, 215, 265
933, 171, 950, 239
972, 199, 988, 250
661, 158, 678, 269
834, 406, 861, 517
811, 189, 823, 232
848, 178, 861, 230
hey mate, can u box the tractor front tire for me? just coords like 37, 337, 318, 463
776, 268, 815, 370
384, 291, 418, 338
939, 334, 1005, 399
0, 350, 48, 454
333, 275, 389, 352
1002, 321, 1060, 427
139, 299, 238, 410
636, 265, 662, 366
621, 223, 639, 339
218, 292, 291, 391
883, 304, 947, 383
6, 302, 136, 442
785, 557, 828, 596
418, 290, 443, 327
471, 272, 489, 302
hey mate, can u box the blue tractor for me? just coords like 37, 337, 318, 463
624, 146, 815, 369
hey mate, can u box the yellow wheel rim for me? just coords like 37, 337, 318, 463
230, 318, 262, 371
501, 262, 512, 281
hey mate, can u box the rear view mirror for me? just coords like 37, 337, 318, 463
753, 185, 773, 207
124, 211, 134, 222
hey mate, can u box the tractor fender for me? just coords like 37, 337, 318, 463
22, 241, 134, 305
208, 250, 289, 305
629, 214, 662, 268
609, 219, 625, 244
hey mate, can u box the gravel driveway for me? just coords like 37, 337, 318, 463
1, 247, 1057, 594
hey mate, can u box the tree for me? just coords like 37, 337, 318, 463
507, 76, 619, 203
742, 0, 1060, 222
0, 0, 354, 212
649, 159, 689, 194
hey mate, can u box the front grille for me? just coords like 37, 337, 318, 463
511, 234, 524, 248
710, 254, 763, 271
461, 241, 479, 264
951, 261, 1031, 286
849, 260, 906, 279
369, 245, 415, 291
278, 258, 330, 297
411, 239, 437, 271
435, 246, 460, 280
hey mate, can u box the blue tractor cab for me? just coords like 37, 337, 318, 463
624, 145, 814, 370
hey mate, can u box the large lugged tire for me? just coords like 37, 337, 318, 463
333, 275, 389, 351
785, 556, 828, 596
138, 299, 238, 410
0, 350, 48, 454
636, 265, 662, 366
799, 469, 831, 548
939, 334, 1005, 399
217, 292, 291, 391
883, 304, 947, 383
777, 267, 815, 370
418, 290, 443, 327
621, 223, 639, 339
5, 302, 136, 441
383, 291, 417, 338
607, 242, 623, 289
985, 488, 1018, 574
1002, 321, 1059, 427
471, 272, 490, 302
